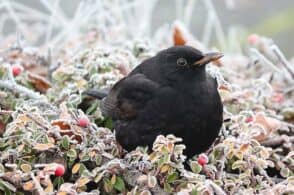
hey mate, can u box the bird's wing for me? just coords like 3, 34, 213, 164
101, 73, 159, 120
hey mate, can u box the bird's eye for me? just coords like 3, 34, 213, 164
177, 58, 188, 66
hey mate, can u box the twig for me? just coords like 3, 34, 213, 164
0, 110, 13, 115
2, 1, 28, 40
0, 80, 44, 99
30, 172, 45, 195
250, 48, 283, 74
183, 0, 196, 29
260, 136, 294, 147
26, 113, 50, 131
271, 45, 294, 79
203, 0, 226, 50
206, 180, 226, 195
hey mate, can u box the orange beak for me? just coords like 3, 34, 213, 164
193, 52, 224, 66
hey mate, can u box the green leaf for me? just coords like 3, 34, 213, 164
61, 135, 70, 150
190, 161, 202, 174
79, 163, 88, 175
86, 100, 99, 115
53, 177, 64, 189
191, 189, 199, 195
0, 179, 16, 194
163, 182, 172, 193
95, 171, 105, 183
104, 117, 113, 129
67, 149, 77, 159
232, 160, 247, 170
167, 172, 178, 183
114, 176, 125, 192
80, 153, 90, 161
103, 178, 113, 193
0, 164, 4, 173
95, 154, 102, 165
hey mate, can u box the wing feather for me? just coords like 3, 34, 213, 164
101, 74, 159, 120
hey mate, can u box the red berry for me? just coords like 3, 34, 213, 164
77, 117, 90, 127
12, 65, 23, 77
245, 117, 253, 123
54, 164, 65, 176
247, 34, 259, 45
197, 153, 208, 166
271, 93, 284, 103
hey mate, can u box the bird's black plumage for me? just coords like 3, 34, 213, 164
86, 46, 223, 158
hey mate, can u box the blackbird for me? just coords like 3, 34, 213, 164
86, 46, 223, 158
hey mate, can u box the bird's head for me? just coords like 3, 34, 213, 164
155, 46, 223, 83
159, 45, 223, 69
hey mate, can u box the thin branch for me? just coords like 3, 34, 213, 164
250, 48, 281, 72
0, 110, 13, 115
260, 136, 294, 147
0, 80, 44, 99
30, 172, 45, 195
271, 45, 294, 79
26, 113, 50, 131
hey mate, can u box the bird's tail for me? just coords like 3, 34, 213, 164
83, 89, 108, 99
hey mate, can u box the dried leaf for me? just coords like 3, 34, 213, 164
20, 164, 32, 173
281, 107, 294, 120
0, 121, 6, 135
173, 25, 186, 45
111, 174, 116, 185
17, 144, 25, 153
57, 192, 67, 195
76, 177, 91, 187
59, 102, 72, 120
27, 72, 51, 93
76, 79, 87, 89
239, 143, 250, 153
44, 180, 54, 193
160, 164, 170, 173
23, 181, 34, 191
51, 119, 71, 130
94, 171, 105, 183
103, 178, 113, 193
33, 143, 55, 151
166, 142, 173, 152
137, 175, 148, 184
147, 175, 157, 188
72, 163, 81, 174
140, 190, 152, 195
232, 160, 247, 170
48, 137, 55, 144
17, 114, 31, 123
253, 112, 281, 141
